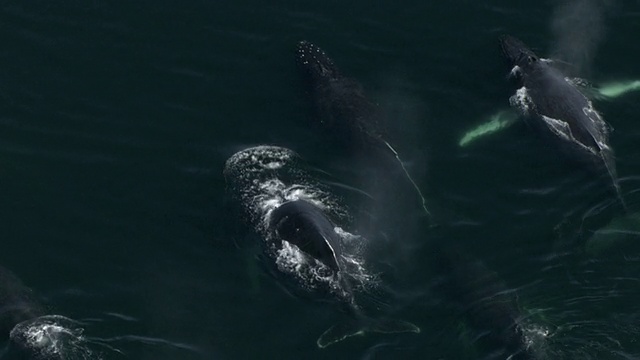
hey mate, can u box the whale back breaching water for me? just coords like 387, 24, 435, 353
223, 145, 419, 348
269, 200, 342, 272
0, 266, 98, 359
499, 35, 625, 210
295, 41, 430, 217
0, 267, 46, 338
296, 40, 385, 150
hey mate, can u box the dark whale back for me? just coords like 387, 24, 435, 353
498, 35, 625, 209
295, 41, 386, 151
270, 200, 342, 272
499, 35, 605, 154
525, 63, 602, 151
500, 35, 540, 70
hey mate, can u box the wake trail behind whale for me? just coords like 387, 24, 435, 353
382, 140, 430, 217
317, 316, 420, 349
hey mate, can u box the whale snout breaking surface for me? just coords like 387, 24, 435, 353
499, 35, 540, 68
499, 35, 625, 209
224, 145, 419, 348
270, 200, 342, 272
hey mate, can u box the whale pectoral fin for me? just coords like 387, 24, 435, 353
595, 80, 640, 100
586, 212, 640, 255
316, 318, 420, 349
458, 109, 519, 147
316, 320, 364, 348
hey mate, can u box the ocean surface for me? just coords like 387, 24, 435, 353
1, 1, 640, 359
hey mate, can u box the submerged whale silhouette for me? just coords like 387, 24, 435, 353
435, 244, 551, 359
500, 35, 625, 209
296, 40, 430, 217
0, 266, 97, 359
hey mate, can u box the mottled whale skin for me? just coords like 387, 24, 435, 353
269, 200, 342, 272
500, 35, 624, 207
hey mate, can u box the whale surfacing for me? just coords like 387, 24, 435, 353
499, 35, 625, 209
269, 200, 342, 272
296, 40, 431, 217
296, 40, 385, 150
224, 145, 420, 348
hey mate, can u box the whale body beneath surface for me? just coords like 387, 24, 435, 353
0, 266, 99, 360
435, 244, 552, 359
499, 35, 625, 208
224, 145, 419, 348
296, 40, 430, 217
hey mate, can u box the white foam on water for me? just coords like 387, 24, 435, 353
509, 65, 522, 78
10, 315, 98, 360
516, 320, 554, 359
509, 87, 533, 115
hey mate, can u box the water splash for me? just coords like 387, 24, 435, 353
9, 315, 98, 360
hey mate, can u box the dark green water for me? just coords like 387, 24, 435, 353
1, 1, 640, 359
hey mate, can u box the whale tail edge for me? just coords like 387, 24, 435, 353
316, 318, 420, 349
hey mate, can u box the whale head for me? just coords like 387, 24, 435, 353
296, 41, 342, 83
270, 200, 341, 272
499, 35, 541, 73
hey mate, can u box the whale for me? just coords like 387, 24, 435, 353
435, 244, 551, 359
269, 200, 342, 272
499, 35, 625, 208
224, 145, 419, 348
459, 78, 640, 148
296, 40, 430, 217
295, 41, 384, 151
0, 266, 45, 338
0, 266, 98, 359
